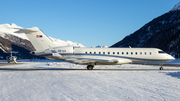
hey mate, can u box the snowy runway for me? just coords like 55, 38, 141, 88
0, 61, 180, 101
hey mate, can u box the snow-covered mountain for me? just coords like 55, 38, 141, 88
0, 23, 85, 47
171, 2, 180, 11
111, 2, 180, 58
0, 23, 84, 59
0, 23, 28, 40
49, 37, 84, 47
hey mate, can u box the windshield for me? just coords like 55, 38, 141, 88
158, 51, 165, 53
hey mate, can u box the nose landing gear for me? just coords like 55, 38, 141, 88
159, 63, 164, 70
159, 67, 163, 70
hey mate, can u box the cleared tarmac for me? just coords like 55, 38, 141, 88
0, 63, 23, 66
0, 68, 180, 71
138, 63, 180, 67
0, 67, 180, 71
0, 63, 180, 71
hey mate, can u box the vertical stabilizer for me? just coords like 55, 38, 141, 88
16, 27, 57, 51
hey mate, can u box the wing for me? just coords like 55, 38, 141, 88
63, 56, 132, 65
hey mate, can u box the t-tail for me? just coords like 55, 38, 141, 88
15, 27, 58, 51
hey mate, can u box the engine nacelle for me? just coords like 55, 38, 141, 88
30, 46, 74, 56
30, 51, 46, 55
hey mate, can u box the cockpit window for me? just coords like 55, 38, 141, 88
158, 51, 165, 53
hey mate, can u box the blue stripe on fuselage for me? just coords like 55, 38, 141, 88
60, 53, 173, 62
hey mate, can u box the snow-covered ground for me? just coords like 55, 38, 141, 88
0, 60, 180, 101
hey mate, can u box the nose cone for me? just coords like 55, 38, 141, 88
167, 55, 175, 61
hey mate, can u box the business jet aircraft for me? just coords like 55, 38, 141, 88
15, 27, 175, 70
4, 51, 18, 63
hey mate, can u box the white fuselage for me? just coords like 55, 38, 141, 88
35, 47, 175, 65
74, 48, 173, 62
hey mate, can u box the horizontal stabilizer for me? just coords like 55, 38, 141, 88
15, 28, 37, 33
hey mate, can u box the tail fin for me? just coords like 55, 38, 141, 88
15, 27, 57, 51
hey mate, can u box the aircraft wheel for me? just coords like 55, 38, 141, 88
87, 65, 94, 70
159, 67, 163, 70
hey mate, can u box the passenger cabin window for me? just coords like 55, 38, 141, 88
85, 52, 87, 54
99, 52, 101, 54
145, 52, 146, 55
117, 52, 119, 55
122, 52, 124, 55
150, 52, 152, 55
131, 52, 133, 55
113, 52, 115, 55
135, 52, 137, 55
126, 52, 128, 55
90, 52, 92, 54
103, 52, 105, 54
140, 52, 142, 55
94, 52, 96, 54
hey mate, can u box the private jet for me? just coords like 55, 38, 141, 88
4, 51, 18, 63
15, 27, 175, 70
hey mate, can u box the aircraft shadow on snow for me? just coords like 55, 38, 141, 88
166, 72, 180, 79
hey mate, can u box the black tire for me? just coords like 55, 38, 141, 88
87, 65, 94, 70
159, 67, 163, 70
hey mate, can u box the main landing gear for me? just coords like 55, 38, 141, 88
159, 63, 164, 70
87, 65, 94, 70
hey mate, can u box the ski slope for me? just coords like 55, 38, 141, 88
0, 60, 180, 101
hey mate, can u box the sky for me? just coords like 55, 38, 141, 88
0, 0, 179, 47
